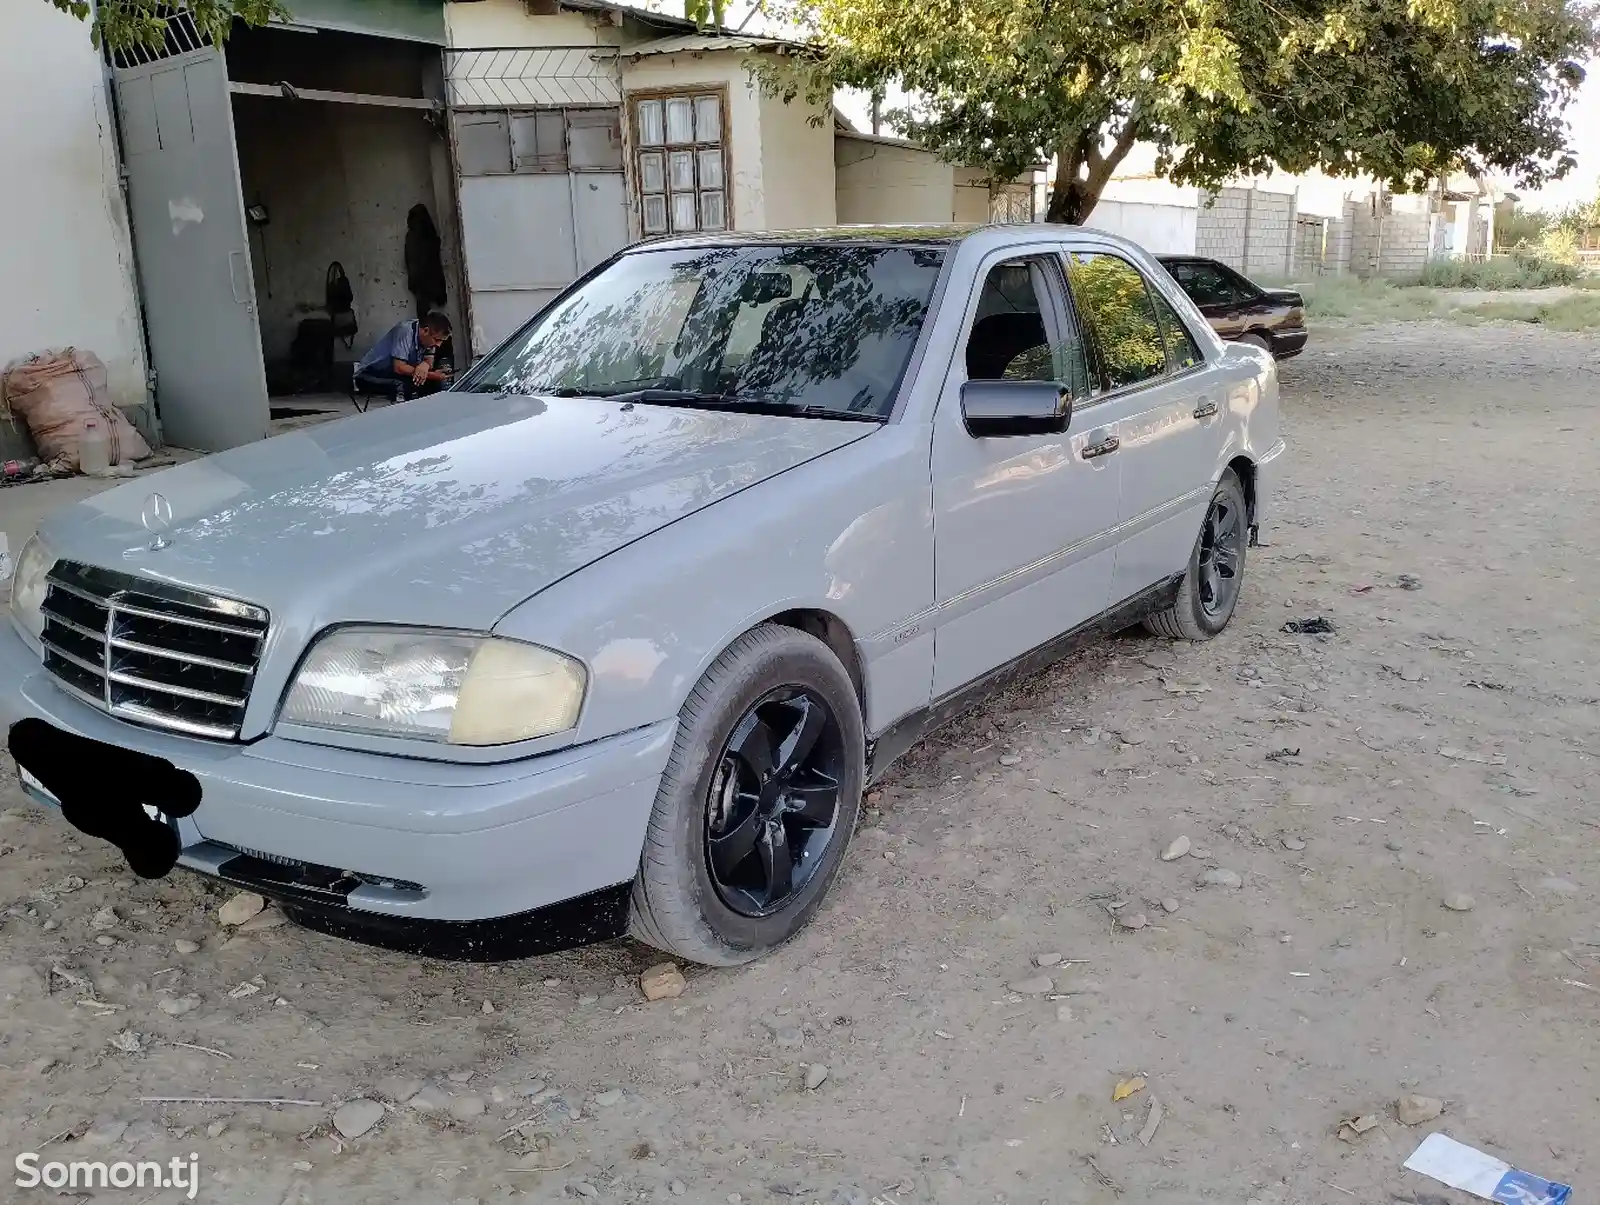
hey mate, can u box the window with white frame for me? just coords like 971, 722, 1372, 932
631, 90, 729, 235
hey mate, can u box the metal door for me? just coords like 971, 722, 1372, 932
454, 108, 629, 353
112, 23, 269, 451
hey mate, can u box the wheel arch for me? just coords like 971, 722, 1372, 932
1227, 453, 1258, 525
763, 608, 867, 718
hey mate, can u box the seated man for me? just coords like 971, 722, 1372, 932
354, 311, 453, 400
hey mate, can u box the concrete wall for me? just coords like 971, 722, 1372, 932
835, 134, 958, 224
1348, 195, 1433, 279
1194, 187, 1301, 277
1083, 199, 1198, 255
231, 97, 454, 372
952, 168, 991, 224
1, 1, 148, 442
758, 88, 836, 230
445, 0, 622, 48
621, 53, 767, 232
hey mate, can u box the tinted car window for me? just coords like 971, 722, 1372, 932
965, 257, 1090, 397
1150, 288, 1204, 371
463, 244, 945, 418
1167, 260, 1253, 307
1067, 252, 1168, 390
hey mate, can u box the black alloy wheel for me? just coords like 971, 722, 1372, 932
1197, 488, 1245, 619
703, 687, 844, 918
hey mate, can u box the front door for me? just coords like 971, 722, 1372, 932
1064, 248, 1223, 605
929, 251, 1120, 697
111, 25, 270, 451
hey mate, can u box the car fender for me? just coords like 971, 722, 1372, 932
492, 422, 936, 748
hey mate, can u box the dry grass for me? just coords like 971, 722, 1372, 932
1296, 277, 1448, 323
1457, 293, 1600, 331
1415, 255, 1583, 289
1293, 274, 1600, 330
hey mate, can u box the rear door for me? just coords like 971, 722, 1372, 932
1065, 247, 1224, 606
111, 20, 270, 451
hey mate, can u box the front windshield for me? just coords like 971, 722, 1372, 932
461, 243, 946, 419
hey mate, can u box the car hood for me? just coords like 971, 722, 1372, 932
40, 394, 873, 634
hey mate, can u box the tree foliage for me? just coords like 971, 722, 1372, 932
685, 0, 730, 29
48, 0, 287, 52
760, 0, 1599, 222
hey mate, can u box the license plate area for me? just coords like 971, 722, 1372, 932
9, 718, 200, 878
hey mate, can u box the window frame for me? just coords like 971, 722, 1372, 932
1061, 247, 1209, 400
627, 85, 733, 238
958, 250, 1086, 393
451, 105, 624, 177
1166, 258, 1254, 308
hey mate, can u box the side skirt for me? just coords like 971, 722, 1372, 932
865, 573, 1183, 784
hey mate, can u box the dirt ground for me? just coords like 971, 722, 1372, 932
2, 320, 1598, 1205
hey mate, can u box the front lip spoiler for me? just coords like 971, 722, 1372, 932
274, 883, 633, 962
182, 841, 632, 962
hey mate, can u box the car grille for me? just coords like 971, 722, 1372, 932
39, 561, 269, 741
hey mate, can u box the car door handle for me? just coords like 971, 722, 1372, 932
1193, 400, 1219, 420
1081, 436, 1120, 460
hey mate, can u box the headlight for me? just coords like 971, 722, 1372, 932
280, 628, 586, 746
10, 536, 54, 645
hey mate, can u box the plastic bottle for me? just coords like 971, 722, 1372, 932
79, 418, 111, 476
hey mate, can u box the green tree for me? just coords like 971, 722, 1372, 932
760, 0, 1597, 223
685, 0, 729, 28
48, 0, 287, 52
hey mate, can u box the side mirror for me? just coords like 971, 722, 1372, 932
960, 379, 1072, 438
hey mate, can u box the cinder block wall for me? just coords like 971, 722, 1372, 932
1196, 187, 1298, 277
1348, 196, 1433, 278
1195, 188, 1250, 267
1245, 189, 1294, 278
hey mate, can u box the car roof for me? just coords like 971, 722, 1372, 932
623, 225, 984, 253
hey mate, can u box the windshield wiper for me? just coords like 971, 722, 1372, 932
603, 389, 886, 423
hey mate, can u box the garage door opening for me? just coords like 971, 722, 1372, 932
224, 23, 464, 420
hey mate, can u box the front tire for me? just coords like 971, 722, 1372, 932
629, 624, 865, 966
1145, 470, 1249, 640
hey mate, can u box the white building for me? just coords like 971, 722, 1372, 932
1, 1, 150, 452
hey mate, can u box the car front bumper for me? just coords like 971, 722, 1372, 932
0, 621, 674, 958
1273, 327, 1308, 358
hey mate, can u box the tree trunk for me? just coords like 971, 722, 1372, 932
1044, 115, 1143, 225
1046, 179, 1099, 224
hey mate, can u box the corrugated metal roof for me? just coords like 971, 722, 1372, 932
620, 32, 806, 58
557, 0, 701, 33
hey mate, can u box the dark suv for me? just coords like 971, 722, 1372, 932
1159, 256, 1307, 359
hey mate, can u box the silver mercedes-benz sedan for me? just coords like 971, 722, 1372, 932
4, 225, 1283, 966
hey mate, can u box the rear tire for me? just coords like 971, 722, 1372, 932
629, 624, 864, 966
1237, 332, 1274, 357
1145, 470, 1249, 641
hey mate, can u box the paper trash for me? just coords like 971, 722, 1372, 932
1403, 1133, 1571, 1205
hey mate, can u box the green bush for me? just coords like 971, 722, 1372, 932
1415, 255, 1581, 289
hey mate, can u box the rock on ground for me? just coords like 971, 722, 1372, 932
332, 1097, 385, 1140
1396, 1094, 1444, 1125
217, 891, 266, 927
640, 963, 687, 1001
